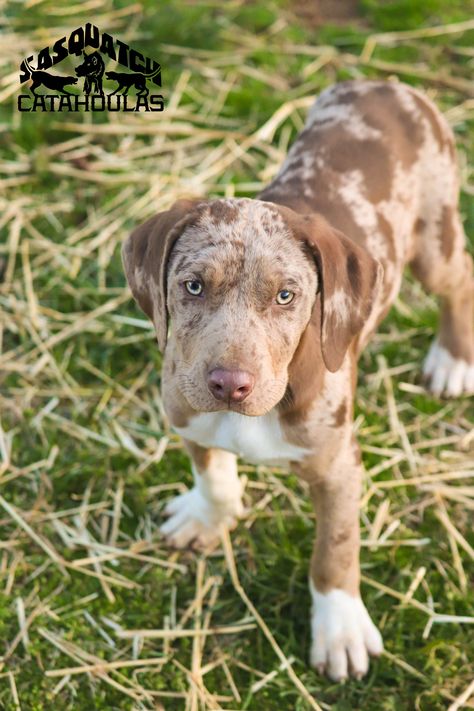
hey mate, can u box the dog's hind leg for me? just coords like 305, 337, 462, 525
136, 83, 149, 97
410, 205, 474, 397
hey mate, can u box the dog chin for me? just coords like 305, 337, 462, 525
183, 393, 283, 418
228, 401, 275, 417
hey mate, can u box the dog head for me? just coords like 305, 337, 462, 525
105, 71, 119, 80
75, 51, 104, 77
122, 198, 381, 416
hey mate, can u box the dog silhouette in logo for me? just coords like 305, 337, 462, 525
23, 58, 78, 95
105, 66, 161, 97
75, 51, 105, 95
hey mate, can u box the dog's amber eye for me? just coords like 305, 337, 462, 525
276, 289, 294, 305
185, 280, 203, 296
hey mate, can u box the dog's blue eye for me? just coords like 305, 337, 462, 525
276, 289, 294, 305
185, 280, 203, 296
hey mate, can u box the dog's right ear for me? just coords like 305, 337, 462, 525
121, 198, 206, 352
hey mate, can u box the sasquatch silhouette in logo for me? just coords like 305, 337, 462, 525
105, 66, 161, 97
23, 58, 78, 95
75, 51, 105, 96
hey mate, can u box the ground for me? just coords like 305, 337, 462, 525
0, 0, 473, 709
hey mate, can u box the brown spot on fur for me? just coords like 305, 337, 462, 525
333, 400, 347, 426
330, 528, 351, 546
324, 133, 393, 203
319, 196, 371, 250
334, 88, 358, 105
208, 200, 240, 224
262, 185, 370, 254
346, 252, 361, 295
377, 212, 393, 238
183, 313, 204, 332
173, 255, 192, 272
184, 440, 212, 470
362, 84, 424, 168
414, 217, 426, 234
288, 157, 304, 171
310, 528, 359, 594
439, 205, 457, 259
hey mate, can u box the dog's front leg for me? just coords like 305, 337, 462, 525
297, 435, 383, 681
160, 440, 244, 549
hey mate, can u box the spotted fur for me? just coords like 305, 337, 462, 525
122, 79, 474, 682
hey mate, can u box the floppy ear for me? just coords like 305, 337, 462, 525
121, 198, 205, 352
290, 212, 383, 372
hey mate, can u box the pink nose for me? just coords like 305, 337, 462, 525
207, 368, 255, 403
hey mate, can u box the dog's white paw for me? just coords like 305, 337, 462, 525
160, 487, 244, 549
310, 584, 383, 681
423, 340, 474, 397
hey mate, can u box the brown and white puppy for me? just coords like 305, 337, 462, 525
122, 80, 474, 682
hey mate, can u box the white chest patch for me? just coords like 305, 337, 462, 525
174, 410, 310, 466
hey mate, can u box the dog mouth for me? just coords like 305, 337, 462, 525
200, 399, 272, 417
178, 372, 287, 418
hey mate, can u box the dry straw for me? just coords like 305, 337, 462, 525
0, 3, 473, 709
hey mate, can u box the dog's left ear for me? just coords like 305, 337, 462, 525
288, 211, 383, 372
122, 198, 206, 351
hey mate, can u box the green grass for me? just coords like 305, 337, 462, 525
1, 0, 474, 709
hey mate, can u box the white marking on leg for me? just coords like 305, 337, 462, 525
160, 450, 244, 548
309, 581, 383, 681
423, 340, 474, 397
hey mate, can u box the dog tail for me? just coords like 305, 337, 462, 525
143, 64, 161, 78
25, 57, 36, 73
24, 57, 36, 76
